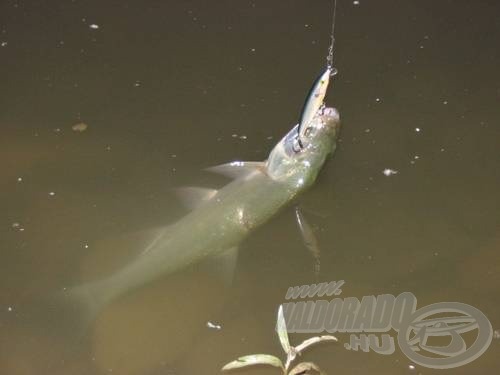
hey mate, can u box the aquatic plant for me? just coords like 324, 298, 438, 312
222, 305, 338, 374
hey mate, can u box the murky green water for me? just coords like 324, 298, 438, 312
1, 0, 499, 374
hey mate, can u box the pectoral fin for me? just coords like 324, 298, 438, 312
174, 187, 218, 210
295, 207, 321, 278
206, 161, 266, 180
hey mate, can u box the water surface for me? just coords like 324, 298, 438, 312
1, 1, 499, 374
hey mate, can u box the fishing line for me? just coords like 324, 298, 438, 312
295, 0, 339, 149
326, 0, 338, 76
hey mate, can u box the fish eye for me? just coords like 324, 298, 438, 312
304, 126, 317, 138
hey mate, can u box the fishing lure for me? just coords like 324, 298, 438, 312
296, 0, 338, 149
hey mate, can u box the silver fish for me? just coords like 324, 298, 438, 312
65, 107, 341, 319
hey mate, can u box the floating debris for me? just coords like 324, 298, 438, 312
230, 134, 248, 140
72, 122, 88, 132
1, 41, 7, 47
89, 24, 100, 30
11, 222, 25, 232
48, 191, 56, 197
415, 127, 421, 132
493, 329, 500, 340
383, 168, 398, 176
206, 321, 222, 330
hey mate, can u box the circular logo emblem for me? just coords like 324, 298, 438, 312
398, 302, 492, 369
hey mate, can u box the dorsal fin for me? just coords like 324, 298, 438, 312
174, 187, 218, 210
205, 161, 265, 180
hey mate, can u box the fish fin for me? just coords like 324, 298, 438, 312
33, 278, 116, 341
295, 207, 321, 278
205, 161, 266, 180
204, 246, 239, 285
138, 226, 173, 255
60, 280, 112, 322
174, 187, 218, 210
46, 225, 174, 332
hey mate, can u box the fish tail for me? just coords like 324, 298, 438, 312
64, 279, 113, 320
16, 280, 115, 344
48, 279, 115, 337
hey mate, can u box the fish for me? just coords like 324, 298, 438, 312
63, 107, 341, 320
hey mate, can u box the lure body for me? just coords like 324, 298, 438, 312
297, 67, 332, 145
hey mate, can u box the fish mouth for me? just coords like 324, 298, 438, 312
321, 106, 339, 120
320, 106, 340, 129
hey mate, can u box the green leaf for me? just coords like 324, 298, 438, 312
221, 354, 284, 371
276, 305, 292, 354
295, 335, 338, 354
288, 361, 325, 375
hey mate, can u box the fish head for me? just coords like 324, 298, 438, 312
266, 106, 340, 190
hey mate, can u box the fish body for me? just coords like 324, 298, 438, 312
66, 107, 341, 318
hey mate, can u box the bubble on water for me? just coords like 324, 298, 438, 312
72, 122, 88, 132
383, 168, 398, 176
